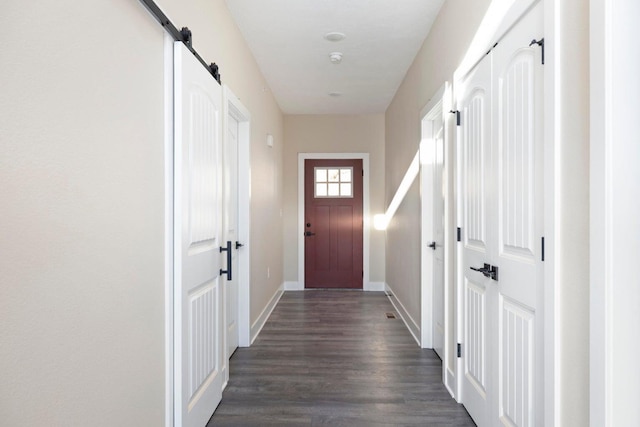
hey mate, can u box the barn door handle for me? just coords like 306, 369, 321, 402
428, 241, 437, 250
220, 241, 232, 280
235, 241, 244, 250
304, 231, 316, 237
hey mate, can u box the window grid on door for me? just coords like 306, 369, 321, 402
314, 167, 353, 198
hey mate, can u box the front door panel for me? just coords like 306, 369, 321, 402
304, 159, 363, 288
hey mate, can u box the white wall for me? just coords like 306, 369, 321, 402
283, 114, 386, 285
0, 0, 284, 424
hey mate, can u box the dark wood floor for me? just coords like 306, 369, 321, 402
208, 290, 475, 426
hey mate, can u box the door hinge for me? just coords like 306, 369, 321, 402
362, 169, 364, 177
530, 38, 545, 65
541, 236, 545, 262
450, 110, 461, 126
457, 227, 462, 242
457, 343, 462, 358
485, 42, 498, 56
362, 270, 364, 278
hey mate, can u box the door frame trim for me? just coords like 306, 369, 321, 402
296, 153, 370, 289
222, 85, 251, 349
163, 32, 175, 427
419, 83, 447, 349
420, 83, 457, 398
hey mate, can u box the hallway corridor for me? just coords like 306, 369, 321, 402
208, 290, 474, 426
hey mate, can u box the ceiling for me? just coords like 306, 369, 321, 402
225, 0, 445, 115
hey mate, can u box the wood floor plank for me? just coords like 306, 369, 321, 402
208, 290, 474, 426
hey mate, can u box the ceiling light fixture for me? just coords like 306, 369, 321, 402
324, 32, 346, 42
329, 52, 343, 64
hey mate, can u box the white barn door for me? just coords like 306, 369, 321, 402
174, 42, 224, 427
458, 3, 544, 426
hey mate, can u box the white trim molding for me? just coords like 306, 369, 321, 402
385, 283, 420, 346
590, 0, 640, 425
297, 153, 371, 289
163, 32, 175, 427
284, 281, 303, 291
364, 282, 386, 292
250, 284, 284, 344
222, 85, 252, 348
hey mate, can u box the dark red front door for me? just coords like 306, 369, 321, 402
304, 159, 363, 289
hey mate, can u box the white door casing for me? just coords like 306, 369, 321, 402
223, 112, 240, 361
174, 42, 224, 427
419, 89, 446, 359
457, 3, 544, 425
432, 115, 446, 359
222, 85, 251, 350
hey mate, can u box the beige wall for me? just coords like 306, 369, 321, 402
384, 0, 491, 324
0, 0, 283, 424
0, 1, 165, 425
283, 114, 386, 285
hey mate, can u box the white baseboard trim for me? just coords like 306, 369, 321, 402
250, 283, 284, 344
384, 283, 421, 346
284, 281, 303, 291
364, 281, 386, 291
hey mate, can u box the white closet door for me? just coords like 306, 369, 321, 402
492, 3, 544, 425
458, 2, 544, 426
459, 50, 494, 427
174, 41, 224, 427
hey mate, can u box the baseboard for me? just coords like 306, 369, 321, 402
364, 281, 386, 291
250, 283, 284, 344
384, 283, 421, 346
284, 281, 303, 291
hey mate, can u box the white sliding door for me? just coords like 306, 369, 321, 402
174, 41, 224, 427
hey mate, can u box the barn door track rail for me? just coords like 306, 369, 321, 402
139, 0, 222, 84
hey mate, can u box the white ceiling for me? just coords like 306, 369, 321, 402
225, 0, 445, 115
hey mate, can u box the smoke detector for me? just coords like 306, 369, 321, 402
329, 52, 343, 64
324, 32, 346, 42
